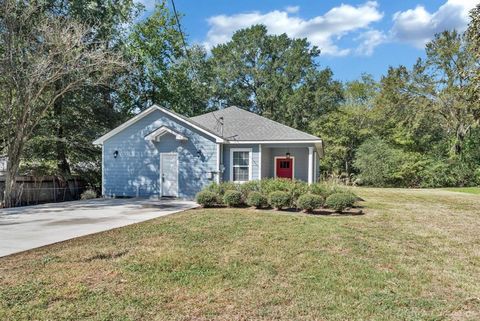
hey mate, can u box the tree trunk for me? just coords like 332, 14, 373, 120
53, 92, 74, 201
3, 132, 24, 208
54, 97, 72, 178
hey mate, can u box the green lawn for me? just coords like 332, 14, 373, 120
443, 186, 480, 195
1, 188, 479, 320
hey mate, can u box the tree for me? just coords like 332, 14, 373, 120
0, 1, 123, 207
311, 75, 377, 180
466, 4, 480, 103
20, 0, 139, 191
210, 25, 342, 131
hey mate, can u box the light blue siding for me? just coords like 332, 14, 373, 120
222, 144, 260, 181
103, 109, 217, 199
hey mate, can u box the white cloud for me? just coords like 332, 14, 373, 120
204, 1, 383, 56
391, 0, 478, 48
285, 6, 299, 14
355, 29, 387, 56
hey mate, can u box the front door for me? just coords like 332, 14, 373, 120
160, 153, 178, 197
276, 158, 293, 179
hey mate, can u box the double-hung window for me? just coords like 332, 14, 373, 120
231, 148, 251, 182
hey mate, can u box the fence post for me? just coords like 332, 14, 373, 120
53, 177, 56, 202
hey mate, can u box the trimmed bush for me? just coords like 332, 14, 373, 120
80, 189, 97, 200
325, 192, 356, 212
238, 180, 261, 199
196, 191, 219, 208
206, 181, 237, 196
223, 190, 244, 207
268, 191, 291, 210
246, 191, 268, 208
260, 178, 308, 207
296, 194, 324, 213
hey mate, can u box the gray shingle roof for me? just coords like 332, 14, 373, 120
190, 106, 320, 141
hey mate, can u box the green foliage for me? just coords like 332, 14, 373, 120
210, 24, 342, 131
80, 189, 97, 200
268, 191, 291, 210
354, 137, 479, 187
205, 182, 237, 196
311, 74, 376, 180
195, 191, 219, 208
309, 182, 355, 199
325, 193, 356, 212
237, 181, 261, 200
223, 190, 244, 207
246, 192, 268, 209
259, 178, 308, 207
296, 194, 324, 212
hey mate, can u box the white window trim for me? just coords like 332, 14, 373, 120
273, 156, 295, 179
230, 148, 253, 183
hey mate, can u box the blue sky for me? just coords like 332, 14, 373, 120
138, 0, 477, 81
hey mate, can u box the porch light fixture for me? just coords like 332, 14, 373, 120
196, 149, 203, 158
113, 150, 119, 158
286, 152, 291, 159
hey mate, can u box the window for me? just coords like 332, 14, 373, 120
230, 149, 251, 182
279, 160, 290, 169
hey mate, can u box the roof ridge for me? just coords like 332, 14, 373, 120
190, 105, 321, 141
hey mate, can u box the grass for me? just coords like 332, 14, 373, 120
443, 187, 480, 195
1, 188, 480, 320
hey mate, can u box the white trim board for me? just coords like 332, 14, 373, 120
93, 105, 224, 145
144, 126, 188, 142
229, 147, 253, 182
273, 156, 295, 179
226, 140, 322, 144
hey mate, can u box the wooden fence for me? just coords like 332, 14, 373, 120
0, 176, 86, 207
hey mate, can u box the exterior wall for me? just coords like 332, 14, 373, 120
222, 144, 260, 181
103, 109, 217, 199
315, 152, 320, 182
260, 144, 271, 178
267, 147, 310, 182
221, 143, 318, 183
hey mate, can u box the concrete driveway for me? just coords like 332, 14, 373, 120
0, 198, 197, 257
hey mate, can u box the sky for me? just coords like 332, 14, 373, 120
137, 0, 478, 81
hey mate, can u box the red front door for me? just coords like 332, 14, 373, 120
276, 158, 293, 179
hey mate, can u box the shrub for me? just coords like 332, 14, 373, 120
238, 180, 261, 199
80, 189, 97, 200
196, 191, 219, 208
325, 192, 356, 212
246, 191, 268, 208
260, 178, 308, 207
309, 182, 353, 198
223, 190, 244, 207
296, 194, 324, 213
206, 182, 237, 196
268, 191, 291, 210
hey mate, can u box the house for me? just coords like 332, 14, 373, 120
93, 105, 323, 199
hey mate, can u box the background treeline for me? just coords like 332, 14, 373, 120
1, 1, 479, 205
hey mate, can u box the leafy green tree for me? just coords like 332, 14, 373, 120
353, 137, 400, 186
210, 25, 342, 131
311, 74, 377, 180
0, 0, 124, 207
20, 0, 139, 196
123, 2, 213, 116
